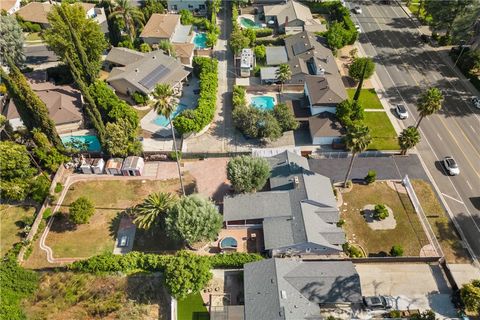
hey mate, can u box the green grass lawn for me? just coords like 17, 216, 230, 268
364, 112, 399, 150
45, 178, 193, 258
347, 88, 384, 109
341, 181, 428, 256
25, 32, 42, 42
177, 293, 209, 320
0, 205, 36, 256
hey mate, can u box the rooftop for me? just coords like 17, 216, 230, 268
264, 0, 313, 25
308, 112, 345, 138
16, 2, 95, 24
266, 46, 289, 66
140, 14, 180, 39
304, 75, 347, 105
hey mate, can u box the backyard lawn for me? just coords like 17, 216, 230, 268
347, 88, 383, 109
0, 204, 36, 257
364, 112, 399, 150
412, 179, 470, 263
45, 177, 194, 258
177, 293, 209, 320
341, 181, 428, 256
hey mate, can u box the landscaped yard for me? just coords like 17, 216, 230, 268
412, 179, 470, 263
364, 112, 399, 150
347, 88, 383, 109
0, 204, 36, 257
341, 181, 428, 256
177, 293, 209, 320
45, 177, 194, 258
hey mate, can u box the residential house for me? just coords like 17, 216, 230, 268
223, 151, 345, 257
244, 259, 362, 319
104, 47, 146, 70
172, 43, 195, 66
1, 0, 21, 14
121, 156, 144, 176
2, 72, 84, 133
266, 46, 288, 66
304, 75, 347, 115
308, 111, 344, 145
140, 14, 181, 45
15, 2, 108, 32
263, 0, 314, 34
166, 0, 206, 13
106, 49, 191, 96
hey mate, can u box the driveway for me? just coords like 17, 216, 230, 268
356, 263, 456, 318
113, 216, 136, 255
308, 154, 428, 183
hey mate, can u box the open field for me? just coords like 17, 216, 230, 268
45, 177, 193, 258
0, 204, 36, 256
347, 88, 383, 109
364, 112, 399, 150
412, 179, 470, 263
177, 293, 209, 320
341, 181, 428, 256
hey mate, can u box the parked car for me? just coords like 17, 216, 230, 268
395, 104, 409, 119
443, 156, 460, 176
119, 235, 129, 247
363, 295, 394, 310
355, 24, 361, 33
471, 96, 480, 109
353, 6, 362, 14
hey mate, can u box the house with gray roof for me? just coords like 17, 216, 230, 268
106, 49, 191, 96
266, 46, 289, 66
223, 151, 345, 257
263, 0, 314, 34
244, 259, 362, 319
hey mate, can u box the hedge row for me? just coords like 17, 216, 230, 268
255, 28, 273, 38
68, 251, 263, 274
173, 57, 218, 134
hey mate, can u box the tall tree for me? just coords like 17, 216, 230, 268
425, 0, 474, 38
343, 123, 371, 188
104, 119, 142, 156
0, 15, 25, 66
276, 63, 291, 93
398, 126, 421, 155
109, 0, 145, 41
349, 57, 375, 83
151, 84, 185, 196
134, 192, 177, 230
416, 87, 443, 129
1, 60, 62, 149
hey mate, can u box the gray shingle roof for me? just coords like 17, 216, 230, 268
304, 75, 347, 106
223, 192, 292, 221
266, 46, 289, 66
264, 0, 313, 27
105, 47, 145, 66
244, 259, 362, 320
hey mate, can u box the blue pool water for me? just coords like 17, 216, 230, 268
220, 237, 238, 249
251, 96, 275, 111
240, 17, 261, 29
61, 135, 101, 152
152, 103, 190, 127
193, 32, 207, 49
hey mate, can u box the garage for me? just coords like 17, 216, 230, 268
308, 112, 344, 145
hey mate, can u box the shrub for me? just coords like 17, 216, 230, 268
30, 175, 51, 203
460, 279, 480, 313
346, 180, 352, 188
342, 243, 364, 258
255, 28, 273, 37
179, 9, 194, 25
273, 103, 299, 131
232, 85, 247, 108
69, 197, 95, 224
389, 310, 402, 318
255, 37, 285, 46
390, 245, 404, 257
169, 151, 182, 161
336, 219, 345, 227
43, 208, 53, 220
364, 170, 376, 184
132, 91, 149, 105
209, 253, 263, 268
54, 182, 63, 193
227, 156, 271, 193
374, 204, 389, 220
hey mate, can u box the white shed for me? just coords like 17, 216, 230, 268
91, 158, 105, 174
121, 156, 145, 176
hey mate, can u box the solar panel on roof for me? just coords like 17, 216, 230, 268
138, 65, 171, 90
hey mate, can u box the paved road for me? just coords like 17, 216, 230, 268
346, 1, 480, 261
308, 154, 428, 182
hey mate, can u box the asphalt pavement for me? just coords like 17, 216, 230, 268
345, 0, 480, 261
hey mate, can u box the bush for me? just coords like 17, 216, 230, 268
30, 175, 51, 203
364, 170, 376, 184
342, 243, 364, 258
169, 151, 182, 161
256, 37, 285, 46
389, 310, 402, 318
54, 182, 63, 193
460, 279, 480, 313
374, 204, 389, 220
227, 155, 271, 193
232, 85, 247, 108
209, 253, 263, 268
390, 245, 404, 257
69, 197, 95, 224
255, 28, 273, 38
132, 91, 149, 105
43, 208, 53, 220
336, 219, 345, 227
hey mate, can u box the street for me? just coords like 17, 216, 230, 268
346, 1, 480, 261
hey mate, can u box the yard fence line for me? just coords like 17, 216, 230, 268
311, 150, 399, 159
18, 164, 66, 262
303, 256, 441, 263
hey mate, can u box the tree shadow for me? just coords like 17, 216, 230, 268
49, 213, 78, 233
300, 274, 362, 305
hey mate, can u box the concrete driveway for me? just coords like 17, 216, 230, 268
355, 263, 456, 318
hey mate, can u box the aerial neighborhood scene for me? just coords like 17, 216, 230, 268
1, 0, 480, 318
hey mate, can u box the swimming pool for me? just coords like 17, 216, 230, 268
240, 17, 260, 29
193, 32, 207, 49
219, 237, 238, 250
152, 103, 190, 127
251, 96, 275, 111
61, 135, 101, 152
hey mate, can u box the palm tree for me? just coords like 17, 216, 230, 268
133, 192, 177, 230
276, 63, 291, 93
416, 87, 443, 129
343, 123, 372, 188
398, 126, 420, 155
151, 84, 185, 196
109, 0, 145, 41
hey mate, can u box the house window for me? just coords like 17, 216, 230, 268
188, 4, 193, 8
171, 5, 177, 10
199, 4, 205, 10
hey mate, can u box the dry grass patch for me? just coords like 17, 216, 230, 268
0, 204, 36, 256
341, 181, 428, 256
412, 179, 470, 263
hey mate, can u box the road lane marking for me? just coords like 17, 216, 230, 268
471, 125, 477, 134
436, 133, 443, 141
466, 180, 473, 190
441, 193, 465, 204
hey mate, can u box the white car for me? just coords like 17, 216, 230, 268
443, 156, 460, 176
119, 235, 129, 247
472, 96, 480, 109
355, 24, 361, 33
353, 6, 362, 14
395, 104, 408, 119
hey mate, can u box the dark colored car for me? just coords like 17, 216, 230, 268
363, 295, 394, 310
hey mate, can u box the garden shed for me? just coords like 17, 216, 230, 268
91, 158, 105, 174
105, 158, 124, 175
121, 156, 145, 176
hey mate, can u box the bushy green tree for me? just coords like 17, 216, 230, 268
206, 31, 218, 48
390, 245, 404, 257
374, 204, 389, 220
30, 175, 51, 203
227, 156, 270, 193
139, 42, 151, 52
229, 26, 250, 54
348, 57, 375, 82
104, 119, 142, 157
326, 21, 350, 51
0, 15, 25, 66
32, 129, 69, 172
163, 251, 212, 300
336, 100, 364, 127
179, 9, 194, 25
69, 197, 95, 224
425, 0, 474, 38
141, 0, 164, 21
254, 44, 266, 63
460, 279, 480, 313
273, 103, 299, 131
134, 192, 177, 230
232, 85, 247, 108
165, 195, 222, 245
259, 111, 282, 140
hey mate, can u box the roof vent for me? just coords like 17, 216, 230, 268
301, 35, 305, 38
135, 68, 139, 72
281, 290, 287, 299
293, 176, 299, 188
295, 64, 299, 68
271, 278, 275, 284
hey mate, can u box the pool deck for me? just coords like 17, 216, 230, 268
59, 129, 96, 137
